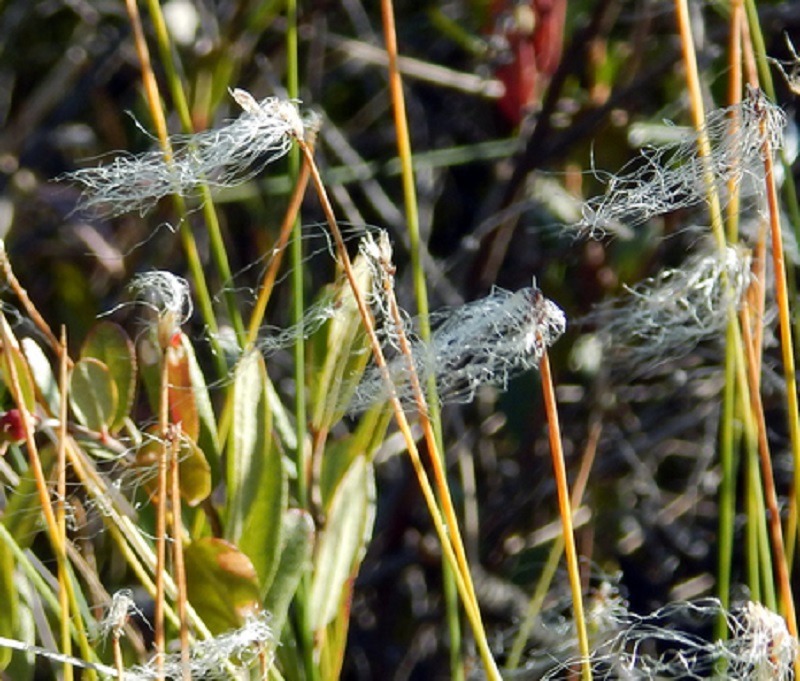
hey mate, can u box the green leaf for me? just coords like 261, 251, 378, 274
135, 427, 211, 506
226, 351, 286, 593
81, 322, 136, 432
173, 333, 220, 478
309, 254, 372, 432
1, 344, 36, 415
263, 509, 314, 634
309, 455, 375, 631
184, 538, 261, 635
20, 338, 59, 416
0, 536, 18, 670
69, 358, 117, 433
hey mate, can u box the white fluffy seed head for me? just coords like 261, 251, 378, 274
586, 244, 751, 374
347, 282, 566, 413
577, 88, 786, 237
126, 611, 274, 680
66, 90, 308, 217
98, 589, 136, 640
129, 270, 192, 349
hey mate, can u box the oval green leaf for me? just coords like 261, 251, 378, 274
309, 455, 375, 631
69, 358, 117, 433
1, 344, 36, 415
184, 538, 261, 635
81, 322, 136, 432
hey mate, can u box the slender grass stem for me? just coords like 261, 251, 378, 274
245, 157, 312, 347
169, 426, 191, 681
716, 7, 743, 641
144, 0, 245, 342
759, 110, 800, 580
154, 348, 170, 680
56, 327, 72, 681
378, 1, 462, 673
673, 0, 726, 251
743, 0, 800, 566
506, 417, 602, 670
112, 633, 125, 680
0, 245, 65, 367
0, 315, 97, 679
373, 237, 490, 663
539, 350, 592, 681
123, 0, 227, 379
739, 304, 797, 642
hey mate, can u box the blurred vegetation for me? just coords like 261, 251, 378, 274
0, 0, 799, 679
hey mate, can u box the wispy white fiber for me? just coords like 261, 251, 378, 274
67, 90, 310, 216
578, 87, 786, 236
127, 612, 274, 680
586, 245, 751, 373
348, 282, 566, 413
552, 598, 797, 680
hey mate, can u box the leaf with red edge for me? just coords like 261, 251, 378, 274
184, 538, 261, 635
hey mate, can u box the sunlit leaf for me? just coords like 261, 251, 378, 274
0, 531, 18, 670
0, 344, 36, 415
310, 456, 375, 631
309, 254, 372, 433
263, 509, 315, 634
227, 350, 286, 593
184, 538, 261, 635
21, 338, 59, 416
172, 333, 220, 475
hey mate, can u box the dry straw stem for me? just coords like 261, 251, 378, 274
539, 349, 593, 681
739, 302, 797, 639
56, 326, 73, 681
0, 314, 97, 678
169, 426, 191, 680
296, 140, 504, 679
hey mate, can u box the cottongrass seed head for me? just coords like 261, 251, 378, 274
66, 90, 310, 217
348, 282, 566, 413
584, 244, 752, 375
124, 612, 274, 680
128, 270, 192, 350
578, 87, 786, 237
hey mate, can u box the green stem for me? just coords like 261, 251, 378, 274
145, 0, 245, 345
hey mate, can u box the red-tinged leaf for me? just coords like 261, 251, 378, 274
166, 339, 199, 441
184, 538, 261, 635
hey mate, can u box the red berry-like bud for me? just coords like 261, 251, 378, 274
0, 409, 26, 444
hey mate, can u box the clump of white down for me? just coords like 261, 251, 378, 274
577, 598, 797, 680
348, 232, 566, 412
126, 612, 274, 680
0, 608, 274, 679
578, 87, 786, 236
67, 89, 309, 216
585, 244, 752, 374
505, 587, 796, 680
